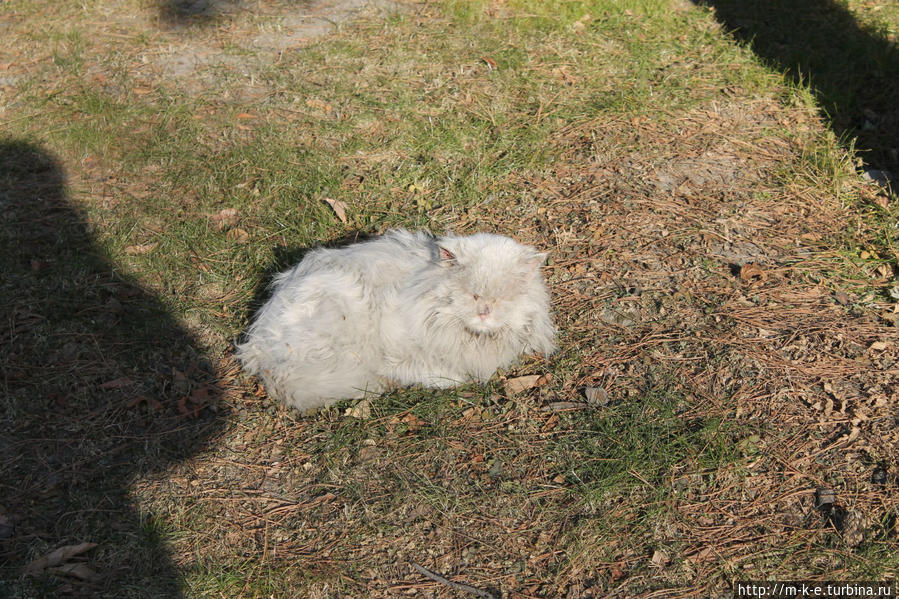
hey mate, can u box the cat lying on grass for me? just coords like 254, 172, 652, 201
237, 229, 556, 411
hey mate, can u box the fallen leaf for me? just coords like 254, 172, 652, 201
541, 413, 559, 432
834, 290, 851, 305
739, 263, 766, 283
504, 374, 543, 395
210, 207, 239, 229
481, 56, 497, 70
125, 242, 158, 255
49, 562, 99, 582
342, 174, 365, 189
226, 228, 250, 243
358, 445, 380, 461
30, 259, 49, 272
458, 406, 482, 423
870, 341, 890, 351
815, 487, 836, 508
24, 542, 97, 577
305, 98, 333, 112
687, 547, 715, 564
345, 399, 371, 419
322, 197, 348, 223
400, 412, 425, 432
177, 386, 215, 419
405, 503, 433, 522
100, 376, 136, 389
651, 549, 670, 567
584, 386, 609, 406
126, 395, 163, 411
236, 112, 257, 120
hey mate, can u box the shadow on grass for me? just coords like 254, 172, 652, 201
242, 230, 371, 332
155, 0, 312, 27
696, 0, 899, 175
0, 141, 227, 597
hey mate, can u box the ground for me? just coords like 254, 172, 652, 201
1, 0, 898, 597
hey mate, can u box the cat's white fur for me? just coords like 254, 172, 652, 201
236, 229, 556, 411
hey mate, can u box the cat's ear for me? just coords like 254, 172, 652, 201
438, 246, 457, 266
525, 251, 548, 269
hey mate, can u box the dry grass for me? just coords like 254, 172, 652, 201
2, 0, 898, 597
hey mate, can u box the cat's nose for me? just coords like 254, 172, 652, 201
478, 304, 490, 320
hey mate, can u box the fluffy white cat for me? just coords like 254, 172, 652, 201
236, 229, 556, 412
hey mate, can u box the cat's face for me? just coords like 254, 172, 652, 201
437, 234, 546, 336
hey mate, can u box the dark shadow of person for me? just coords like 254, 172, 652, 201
156, 0, 243, 26
0, 141, 227, 597
695, 0, 899, 176
154, 0, 314, 28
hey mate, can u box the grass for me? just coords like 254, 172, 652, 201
2, 0, 899, 596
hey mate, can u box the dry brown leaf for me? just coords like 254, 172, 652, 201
226, 228, 250, 243
236, 112, 257, 120
481, 56, 497, 70
322, 197, 348, 223
100, 376, 136, 389
584, 386, 609, 406
687, 547, 715, 564
126, 395, 163, 411
358, 445, 380, 461
650, 549, 670, 567
24, 542, 97, 577
504, 374, 543, 395
739, 263, 766, 283
541, 413, 560, 432
125, 242, 158, 255
49, 562, 100, 582
345, 399, 372, 419
30, 259, 49, 272
400, 413, 425, 432
405, 503, 433, 522
458, 406, 482, 424
834, 290, 851, 305
210, 207, 239, 229
305, 98, 333, 112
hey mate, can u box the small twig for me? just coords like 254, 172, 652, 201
410, 563, 497, 599
540, 401, 586, 412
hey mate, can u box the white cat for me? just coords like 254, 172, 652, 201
236, 229, 556, 412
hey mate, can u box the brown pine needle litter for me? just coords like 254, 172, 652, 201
2, 0, 898, 597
